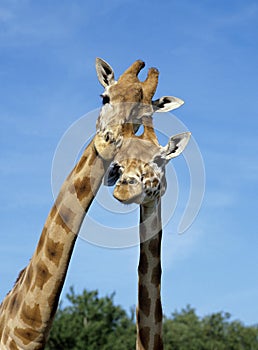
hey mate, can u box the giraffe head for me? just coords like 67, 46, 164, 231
94, 58, 184, 160
105, 130, 191, 205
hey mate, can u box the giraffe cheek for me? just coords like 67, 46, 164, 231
113, 186, 127, 202
131, 185, 143, 201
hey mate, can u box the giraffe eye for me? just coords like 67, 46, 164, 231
101, 94, 110, 105
128, 178, 137, 185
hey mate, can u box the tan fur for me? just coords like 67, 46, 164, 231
0, 58, 160, 350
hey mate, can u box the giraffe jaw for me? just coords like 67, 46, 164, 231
94, 130, 123, 160
113, 191, 144, 205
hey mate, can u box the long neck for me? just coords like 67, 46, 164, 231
136, 200, 163, 350
0, 138, 108, 350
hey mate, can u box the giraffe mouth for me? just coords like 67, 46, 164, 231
113, 192, 143, 205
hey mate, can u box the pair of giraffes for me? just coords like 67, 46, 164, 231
0, 58, 190, 350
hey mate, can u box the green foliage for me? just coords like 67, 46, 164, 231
45, 287, 135, 350
163, 305, 205, 349
163, 305, 258, 350
46, 289, 258, 350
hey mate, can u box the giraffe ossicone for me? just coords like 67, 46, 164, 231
94, 57, 186, 159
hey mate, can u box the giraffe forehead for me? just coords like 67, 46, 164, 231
120, 159, 144, 176
108, 81, 144, 102
116, 138, 160, 164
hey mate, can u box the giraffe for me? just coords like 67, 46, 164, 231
105, 97, 190, 348
0, 57, 160, 350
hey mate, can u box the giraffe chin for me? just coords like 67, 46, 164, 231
113, 191, 143, 205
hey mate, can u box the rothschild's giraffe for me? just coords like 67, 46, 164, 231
105, 75, 190, 348
0, 58, 160, 350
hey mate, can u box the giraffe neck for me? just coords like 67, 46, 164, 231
0, 138, 109, 350
136, 200, 163, 350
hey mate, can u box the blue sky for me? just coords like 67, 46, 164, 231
0, 0, 258, 326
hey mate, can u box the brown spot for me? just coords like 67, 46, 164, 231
138, 285, 151, 317
138, 251, 148, 275
55, 212, 71, 234
76, 151, 96, 174
145, 179, 151, 188
152, 178, 159, 188
154, 334, 163, 350
9, 295, 17, 313
74, 177, 92, 202
9, 340, 19, 350
75, 154, 88, 173
25, 265, 33, 290
49, 204, 57, 220
137, 310, 141, 325
151, 263, 161, 287
58, 204, 75, 232
129, 159, 138, 168
20, 303, 42, 329
50, 201, 74, 234
0, 322, 4, 341
14, 327, 39, 345
54, 190, 65, 210
15, 267, 26, 285
155, 298, 163, 324
30, 259, 52, 292
139, 327, 150, 348
47, 279, 65, 319
45, 236, 65, 267
88, 152, 96, 167
36, 226, 47, 255
68, 182, 76, 195
148, 237, 161, 258
9, 293, 22, 316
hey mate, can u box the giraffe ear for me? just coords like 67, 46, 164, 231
162, 132, 191, 160
152, 132, 191, 166
96, 58, 116, 88
104, 162, 123, 186
152, 96, 184, 112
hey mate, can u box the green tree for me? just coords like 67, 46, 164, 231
163, 306, 258, 350
163, 305, 205, 350
45, 287, 135, 350
226, 320, 258, 349
46, 288, 258, 350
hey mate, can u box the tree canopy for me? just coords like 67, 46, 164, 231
46, 288, 258, 350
